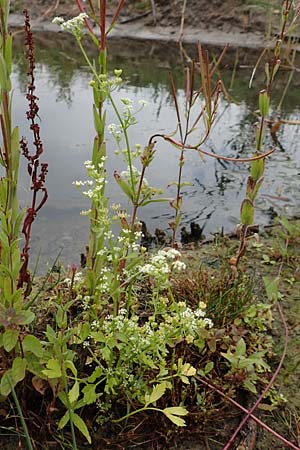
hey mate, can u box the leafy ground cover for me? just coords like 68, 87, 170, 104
1, 218, 300, 449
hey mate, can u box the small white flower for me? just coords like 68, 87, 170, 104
172, 260, 186, 271
138, 99, 148, 107
80, 209, 91, 216
72, 180, 85, 187
108, 123, 117, 134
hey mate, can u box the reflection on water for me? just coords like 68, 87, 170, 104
9, 33, 300, 270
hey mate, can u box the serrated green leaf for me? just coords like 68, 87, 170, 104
88, 366, 103, 383
243, 379, 257, 394
145, 382, 167, 407
82, 383, 99, 405
73, 413, 91, 443
42, 358, 62, 379
3, 329, 19, 352
23, 335, 43, 357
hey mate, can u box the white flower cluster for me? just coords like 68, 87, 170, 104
140, 249, 186, 288
86, 302, 213, 396
53, 13, 88, 38
73, 158, 107, 202
159, 301, 213, 344
63, 271, 83, 287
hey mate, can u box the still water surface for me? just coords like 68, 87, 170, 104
11, 34, 300, 270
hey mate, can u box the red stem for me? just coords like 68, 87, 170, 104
100, 0, 106, 50
148, 133, 275, 163
110, 0, 126, 28
197, 377, 300, 450
76, 0, 96, 36
222, 301, 289, 450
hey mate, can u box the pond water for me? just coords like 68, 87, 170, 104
10, 33, 300, 271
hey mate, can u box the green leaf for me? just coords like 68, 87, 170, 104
68, 381, 80, 404
45, 325, 57, 343
250, 158, 264, 181
4, 34, 12, 75
76, 322, 91, 342
140, 197, 172, 207
56, 306, 67, 329
163, 410, 187, 427
0, 371, 12, 396
163, 406, 188, 416
240, 199, 254, 226
243, 379, 257, 394
42, 359, 62, 379
93, 104, 103, 134
263, 276, 279, 302
15, 310, 35, 326
82, 383, 99, 405
58, 391, 68, 408
73, 413, 91, 444
3, 329, 19, 352
235, 338, 246, 357
101, 346, 111, 361
11, 357, 26, 384
204, 361, 214, 375
0, 53, 8, 90
88, 367, 103, 383
65, 360, 77, 377
145, 382, 167, 407
11, 126, 20, 170
114, 171, 134, 201
23, 335, 43, 357
259, 90, 269, 117
58, 411, 69, 429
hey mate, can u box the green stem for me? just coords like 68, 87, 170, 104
61, 336, 78, 450
112, 405, 162, 423
9, 378, 34, 450
108, 93, 135, 195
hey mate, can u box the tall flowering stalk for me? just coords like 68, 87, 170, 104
18, 10, 48, 295
0, 0, 23, 306
54, 0, 149, 301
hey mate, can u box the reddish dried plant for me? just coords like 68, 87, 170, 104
18, 10, 48, 294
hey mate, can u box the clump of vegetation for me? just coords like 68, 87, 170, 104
0, 1, 299, 449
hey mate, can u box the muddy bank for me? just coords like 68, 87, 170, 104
9, 12, 267, 49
